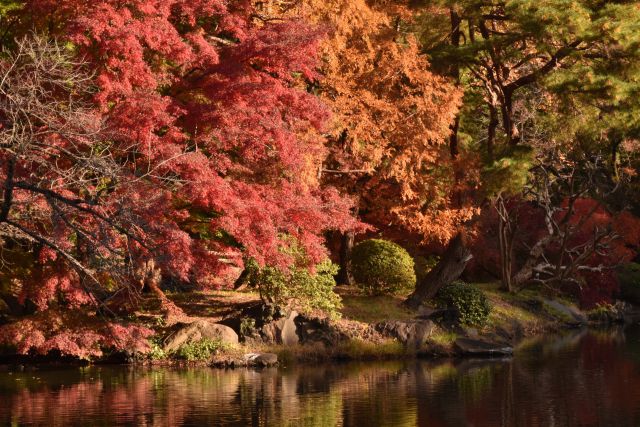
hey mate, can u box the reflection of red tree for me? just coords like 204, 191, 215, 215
4, 342, 640, 427
3, 370, 198, 425
463, 331, 640, 427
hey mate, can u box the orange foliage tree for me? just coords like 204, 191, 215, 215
256, 0, 473, 283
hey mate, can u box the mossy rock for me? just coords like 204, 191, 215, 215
351, 239, 416, 295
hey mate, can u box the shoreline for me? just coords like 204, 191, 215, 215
2, 284, 637, 371
0, 319, 628, 372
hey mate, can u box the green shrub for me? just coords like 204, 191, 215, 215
175, 338, 227, 361
436, 281, 491, 326
248, 260, 341, 318
350, 239, 416, 295
586, 303, 617, 322
618, 263, 640, 304
239, 317, 256, 337
246, 237, 342, 318
147, 337, 167, 360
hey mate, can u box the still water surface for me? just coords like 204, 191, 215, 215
3, 326, 640, 426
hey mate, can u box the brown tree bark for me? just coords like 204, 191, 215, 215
611, 137, 621, 182
487, 103, 498, 159
404, 232, 473, 308
138, 260, 187, 324
448, 8, 462, 159
336, 231, 355, 285
502, 91, 520, 145
450, 116, 461, 159
495, 195, 516, 292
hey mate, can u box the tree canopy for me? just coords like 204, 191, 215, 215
0, 0, 638, 357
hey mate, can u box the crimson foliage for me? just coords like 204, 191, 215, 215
0, 1, 359, 356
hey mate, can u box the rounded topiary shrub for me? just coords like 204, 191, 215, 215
618, 263, 640, 304
350, 239, 416, 295
436, 281, 491, 326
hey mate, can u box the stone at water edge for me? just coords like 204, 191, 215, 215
454, 338, 513, 356
463, 327, 479, 338
163, 320, 239, 353
375, 320, 436, 348
543, 299, 588, 324
244, 353, 278, 366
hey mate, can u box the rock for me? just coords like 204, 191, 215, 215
493, 325, 516, 342
280, 310, 299, 345
163, 320, 238, 353
415, 305, 455, 322
244, 352, 278, 366
261, 310, 299, 345
463, 327, 479, 338
454, 338, 513, 356
416, 305, 437, 318
220, 304, 300, 345
544, 299, 587, 325
294, 315, 347, 345
375, 320, 436, 348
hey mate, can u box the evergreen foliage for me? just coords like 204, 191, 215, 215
351, 239, 416, 295
436, 281, 491, 326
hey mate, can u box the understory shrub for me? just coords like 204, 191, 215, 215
175, 338, 227, 361
617, 263, 640, 304
436, 281, 491, 326
350, 239, 416, 295
246, 237, 342, 318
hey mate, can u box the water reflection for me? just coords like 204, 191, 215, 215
2, 326, 640, 426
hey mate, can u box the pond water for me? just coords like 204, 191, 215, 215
3, 326, 640, 426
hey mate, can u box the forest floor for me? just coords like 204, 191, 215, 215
156, 283, 565, 330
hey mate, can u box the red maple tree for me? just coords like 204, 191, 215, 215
0, 0, 359, 356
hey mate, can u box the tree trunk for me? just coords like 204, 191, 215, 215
139, 260, 186, 324
448, 8, 462, 159
487, 103, 498, 160
336, 231, 355, 285
511, 234, 553, 288
611, 137, 621, 182
1, 157, 15, 222
495, 195, 515, 292
450, 116, 460, 158
405, 232, 473, 309
498, 211, 513, 292
502, 91, 520, 145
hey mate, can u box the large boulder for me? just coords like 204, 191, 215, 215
260, 310, 299, 345
375, 320, 436, 348
220, 303, 300, 344
163, 319, 238, 353
294, 315, 348, 345
544, 299, 587, 325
